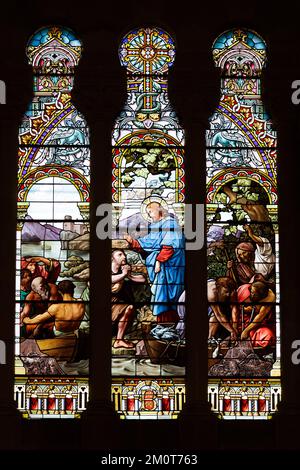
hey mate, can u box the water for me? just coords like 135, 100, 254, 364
112, 357, 185, 376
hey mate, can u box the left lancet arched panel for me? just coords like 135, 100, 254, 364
15, 26, 90, 418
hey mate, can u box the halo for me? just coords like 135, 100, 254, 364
140, 196, 169, 222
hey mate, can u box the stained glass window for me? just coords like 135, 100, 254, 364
207, 29, 281, 419
15, 26, 90, 418
111, 28, 186, 419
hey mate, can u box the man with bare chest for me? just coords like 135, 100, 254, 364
23, 280, 85, 337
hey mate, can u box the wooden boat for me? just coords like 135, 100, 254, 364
36, 329, 89, 362
36, 336, 77, 362
141, 322, 185, 366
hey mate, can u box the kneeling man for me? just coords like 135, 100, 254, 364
111, 249, 146, 349
236, 280, 275, 348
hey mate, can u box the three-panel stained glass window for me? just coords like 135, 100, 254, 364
14, 26, 281, 420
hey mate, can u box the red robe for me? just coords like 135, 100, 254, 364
21, 258, 61, 284
236, 283, 275, 348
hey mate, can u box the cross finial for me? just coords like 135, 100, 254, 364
119, 27, 175, 74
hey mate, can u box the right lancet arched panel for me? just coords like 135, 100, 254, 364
206, 29, 281, 419
111, 27, 186, 419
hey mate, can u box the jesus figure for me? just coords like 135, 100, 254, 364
124, 201, 185, 324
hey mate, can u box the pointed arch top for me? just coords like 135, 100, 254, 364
212, 28, 267, 75
26, 25, 82, 71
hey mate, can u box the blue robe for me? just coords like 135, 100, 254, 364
137, 215, 185, 316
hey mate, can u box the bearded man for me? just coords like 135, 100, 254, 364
21, 276, 61, 337
23, 280, 85, 337
227, 242, 256, 285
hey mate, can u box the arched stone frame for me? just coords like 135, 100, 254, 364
18, 165, 90, 214
112, 132, 185, 205
112, 131, 185, 228
206, 170, 278, 222
207, 170, 277, 202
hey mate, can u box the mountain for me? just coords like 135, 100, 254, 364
22, 216, 62, 242
112, 212, 149, 239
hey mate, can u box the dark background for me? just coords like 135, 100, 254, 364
0, 0, 300, 460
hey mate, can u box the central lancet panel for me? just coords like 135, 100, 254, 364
111, 27, 186, 419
